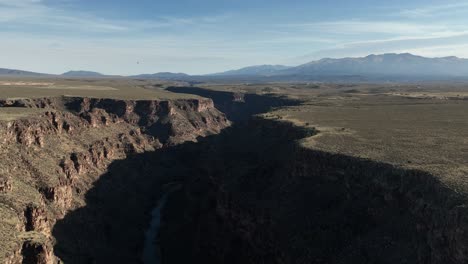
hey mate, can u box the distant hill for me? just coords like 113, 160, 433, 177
211, 65, 291, 76
62, 71, 105, 77
132, 72, 190, 80
0, 68, 48, 76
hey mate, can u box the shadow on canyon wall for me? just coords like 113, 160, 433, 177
53, 88, 468, 264
165, 86, 300, 121
158, 118, 468, 264
52, 89, 301, 263
51, 146, 172, 263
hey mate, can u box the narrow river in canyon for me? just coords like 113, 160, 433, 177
142, 193, 169, 264
142, 185, 180, 264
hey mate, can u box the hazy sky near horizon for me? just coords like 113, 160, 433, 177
2, 0, 468, 75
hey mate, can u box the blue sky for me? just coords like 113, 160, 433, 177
2, 0, 468, 74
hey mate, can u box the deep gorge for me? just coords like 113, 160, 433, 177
2, 88, 468, 264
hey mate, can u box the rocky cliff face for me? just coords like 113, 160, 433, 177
0, 95, 229, 263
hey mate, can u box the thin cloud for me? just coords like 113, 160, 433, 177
0, 1, 229, 33
282, 20, 449, 36
399, 44, 468, 58
335, 31, 468, 48
399, 2, 468, 18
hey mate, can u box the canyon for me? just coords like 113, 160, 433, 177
0, 93, 229, 263
1, 83, 468, 264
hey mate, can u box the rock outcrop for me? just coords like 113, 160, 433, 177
0, 175, 12, 193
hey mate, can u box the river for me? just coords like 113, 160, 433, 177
142, 185, 179, 264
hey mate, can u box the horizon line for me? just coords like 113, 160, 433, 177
1, 52, 467, 76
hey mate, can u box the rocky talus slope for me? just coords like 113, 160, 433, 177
0, 96, 229, 263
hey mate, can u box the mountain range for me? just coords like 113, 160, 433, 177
0, 68, 50, 77
131, 72, 190, 79
62, 71, 105, 77
210, 65, 291, 76
2, 53, 468, 81
279, 53, 468, 77
212, 53, 468, 78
